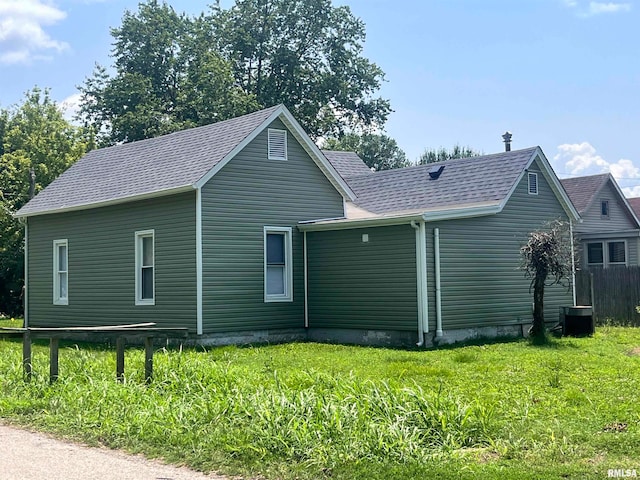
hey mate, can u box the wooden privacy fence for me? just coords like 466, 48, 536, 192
575, 267, 640, 325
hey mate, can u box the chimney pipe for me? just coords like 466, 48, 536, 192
502, 131, 512, 152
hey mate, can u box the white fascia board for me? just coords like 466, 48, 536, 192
525, 148, 581, 222
422, 204, 501, 222
577, 229, 640, 240
298, 213, 424, 231
14, 185, 195, 218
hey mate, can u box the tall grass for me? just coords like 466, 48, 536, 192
1, 326, 639, 479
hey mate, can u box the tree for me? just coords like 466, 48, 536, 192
418, 145, 481, 164
520, 220, 574, 339
0, 88, 93, 316
210, 0, 390, 139
323, 133, 409, 171
78, 0, 258, 145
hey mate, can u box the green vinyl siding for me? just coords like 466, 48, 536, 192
307, 225, 418, 331
27, 192, 196, 329
201, 118, 344, 333
425, 158, 572, 331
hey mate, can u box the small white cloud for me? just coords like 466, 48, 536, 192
622, 185, 640, 197
555, 142, 609, 175
59, 92, 82, 121
0, 0, 69, 64
587, 1, 632, 15
555, 143, 640, 192
562, 0, 632, 16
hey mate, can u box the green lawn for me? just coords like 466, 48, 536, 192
0, 325, 638, 479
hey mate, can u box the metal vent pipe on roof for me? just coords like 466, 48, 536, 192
502, 131, 512, 152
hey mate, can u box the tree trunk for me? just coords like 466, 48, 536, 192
531, 275, 546, 338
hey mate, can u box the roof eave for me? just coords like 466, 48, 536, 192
14, 185, 195, 218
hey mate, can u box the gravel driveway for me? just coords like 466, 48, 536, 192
0, 424, 229, 480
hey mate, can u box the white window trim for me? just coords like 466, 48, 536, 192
135, 229, 155, 306
528, 172, 538, 195
607, 239, 627, 267
268, 128, 287, 161
53, 239, 68, 305
264, 226, 293, 303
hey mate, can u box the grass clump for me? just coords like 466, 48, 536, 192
0, 326, 639, 479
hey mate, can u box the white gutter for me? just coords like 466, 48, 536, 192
570, 219, 576, 306
303, 231, 309, 328
411, 221, 424, 346
24, 219, 28, 328
434, 228, 443, 337
196, 187, 203, 335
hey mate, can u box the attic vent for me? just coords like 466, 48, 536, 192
528, 172, 538, 195
429, 165, 445, 180
268, 129, 287, 161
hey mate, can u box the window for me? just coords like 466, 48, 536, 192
268, 129, 287, 161
608, 241, 626, 266
587, 242, 603, 267
264, 226, 293, 302
601, 200, 610, 218
53, 239, 68, 305
135, 230, 155, 305
587, 240, 626, 268
528, 172, 538, 195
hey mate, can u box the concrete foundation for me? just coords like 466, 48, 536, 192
183, 323, 534, 349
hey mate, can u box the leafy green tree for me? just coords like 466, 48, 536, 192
324, 133, 409, 171
0, 88, 93, 316
520, 220, 574, 339
78, 0, 258, 145
210, 0, 390, 139
418, 145, 481, 164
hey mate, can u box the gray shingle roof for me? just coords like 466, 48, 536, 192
322, 150, 372, 179
17, 105, 281, 216
559, 174, 609, 214
627, 197, 640, 217
344, 147, 538, 214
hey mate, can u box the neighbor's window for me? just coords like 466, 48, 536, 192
135, 230, 155, 305
608, 241, 626, 266
264, 226, 293, 302
528, 172, 538, 195
53, 239, 68, 305
268, 128, 287, 161
587, 242, 604, 267
601, 200, 610, 218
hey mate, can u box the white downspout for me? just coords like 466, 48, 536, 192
569, 219, 576, 306
434, 228, 443, 337
419, 221, 429, 336
24, 219, 28, 328
411, 221, 424, 346
303, 230, 309, 328
196, 187, 203, 335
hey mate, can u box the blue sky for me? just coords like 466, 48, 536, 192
1, 0, 639, 195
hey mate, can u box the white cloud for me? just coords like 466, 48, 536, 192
0, 0, 69, 64
59, 92, 81, 121
555, 142, 640, 197
587, 2, 632, 15
562, 0, 632, 16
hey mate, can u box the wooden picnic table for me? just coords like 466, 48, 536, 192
0, 323, 189, 384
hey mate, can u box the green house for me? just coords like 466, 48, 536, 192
16, 105, 579, 346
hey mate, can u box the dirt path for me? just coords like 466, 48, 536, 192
0, 424, 229, 480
